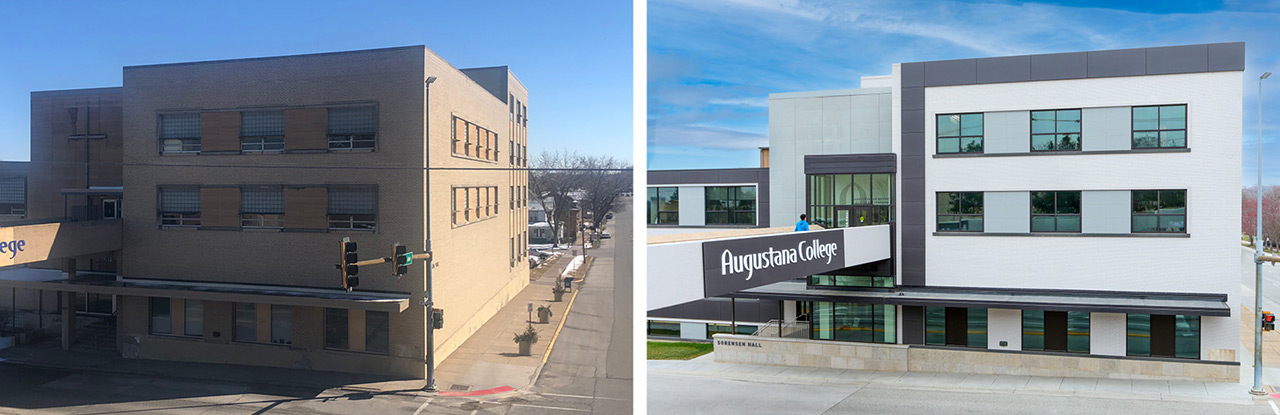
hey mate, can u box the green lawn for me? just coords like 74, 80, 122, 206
647, 341, 714, 360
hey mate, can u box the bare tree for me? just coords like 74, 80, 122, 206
530, 150, 578, 246
576, 154, 632, 229
530, 150, 633, 246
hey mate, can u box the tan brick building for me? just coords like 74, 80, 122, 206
0, 46, 529, 378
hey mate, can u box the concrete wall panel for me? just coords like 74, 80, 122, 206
983, 191, 1030, 233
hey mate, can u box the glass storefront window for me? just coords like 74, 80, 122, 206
807, 173, 894, 229
1127, 313, 1199, 359
925, 306, 986, 348
647, 320, 681, 337
811, 301, 896, 344
808, 275, 894, 288
1023, 310, 1089, 353
708, 323, 757, 337
925, 306, 945, 345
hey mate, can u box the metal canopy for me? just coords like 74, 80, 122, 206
731, 280, 1230, 317
0, 272, 411, 312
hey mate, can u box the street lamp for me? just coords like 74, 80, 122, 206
1253, 71, 1271, 396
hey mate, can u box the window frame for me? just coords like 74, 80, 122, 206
240, 186, 285, 229
327, 186, 378, 231
1029, 109, 1082, 152
648, 187, 679, 225
936, 113, 984, 154
1126, 313, 1201, 359
324, 307, 350, 350
1130, 189, 1187, 234
183, 299, 203, 337
233, 302, 257, 343
1021, 310, 1090, 353
158, 113, 202, 155
326, 106, 378, 152
1131, 104, 1187, 149
935, 191, 984, 232
239, 110, 286, 154
158, 186, 201, 228
704, 186, 757, 226
1030, 191, 1082, 233
149, 297, 171, 335
806, 173, 894, 229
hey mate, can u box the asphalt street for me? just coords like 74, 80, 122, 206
649, 373, 1273, 415
1242, 246, 1280, 313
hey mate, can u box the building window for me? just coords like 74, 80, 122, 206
925, 307, 986, 347
808, 275, 894, 288
1132, 190, 1186, 233
328, 187, 377, 230
452, 186, 498, 226
159, 113, 201, 154
1127, 314, 1200, 359
936, 192, 983, 232
937, 113, 983, 154
366, 310, 390, 354
647, 320, 681, 337
647, 187, 678, 225
240, 111, 285, 153
1022, 310, 1089, 353
1031, 109, 1081, 151
1031, 191, 1081, 232
325, 308, 349, 350
76, 293, 113, 314
1132, 105, 1186, 148
707, 323, 757, 337
233, 302, 256, 342
0, 177, 25, 217
159, 187, 201, 227
271, 305, 292, 345
241, 187, 284, 228
451, 116, 497, 161
327, 106, 376, 150
705, 186, 756, 225
811, 302, 897, 344
149, 297, 171, 335
807, 173, 893, 229
183, 299, 203, 337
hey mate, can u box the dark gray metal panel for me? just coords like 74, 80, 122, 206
901, 200, 924, 225
702, 229, 846, 298
648, 168, 769, 186
1087, 48, 1146, 78
1207, 42, 1246, 72
900, 179, 925, 201
901, 62, 925, 88
648, 298, 780, 324
1147, 44, 1208, 75
901, 87, 925, 110
900, 246, 925, 286
901, 305, 924, 344
975, 55, 1030, 84
719, 169, 759, 183
803, 154, 897, 174
901, 133, 925, 168
901, 110, 925, 134
1030, 52, 1088, 81
756, 169, 771, 227
648, 170, 683, 185
924, 59, 976, 86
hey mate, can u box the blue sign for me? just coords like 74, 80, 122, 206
0, 240, 25, 259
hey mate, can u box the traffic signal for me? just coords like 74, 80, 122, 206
341, 238, 359, 291
393, 244, 410, 277
431, 307, 444, 330
1264, 311, 1275, 331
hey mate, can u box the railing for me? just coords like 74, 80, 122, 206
752, 319, 810, 338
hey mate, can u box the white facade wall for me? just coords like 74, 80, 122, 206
921, 71, 1242, 360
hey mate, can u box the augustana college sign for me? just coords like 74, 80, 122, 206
701, 229, 845, 298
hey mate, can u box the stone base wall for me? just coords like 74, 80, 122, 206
712, 334, 1239, 383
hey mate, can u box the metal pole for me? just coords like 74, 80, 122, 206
730, 298, 737, 335
1254, 71, 1271, 395
424, 76, 437, 393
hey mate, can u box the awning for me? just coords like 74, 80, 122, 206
61, 187, 123, 196
729, 280, 1230, 317
0, 269, 411, 312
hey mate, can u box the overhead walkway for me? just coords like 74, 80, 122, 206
0, 219, 121, 267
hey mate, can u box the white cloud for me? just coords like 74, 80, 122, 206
648, 123, 767, 150
708, 97, 769, 108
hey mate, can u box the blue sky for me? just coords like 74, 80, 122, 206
647, 0, 1280, 186
0, 1, 632, 162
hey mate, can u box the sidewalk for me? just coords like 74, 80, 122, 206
649, 354, 1259, 406
432, 248, 595, 394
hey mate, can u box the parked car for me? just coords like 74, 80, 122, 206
601, 231, 611, 239
605, 212, 613, 219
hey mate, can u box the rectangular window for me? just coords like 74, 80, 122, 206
366, 310, 390, 354
705, 186, 757, 225
936, 113, 983, 154
1030, 109, 1082, 151
183, 299, 203, 337
811, 302, 896, 344
0, 176, 25, 217
327, 187, 377, 230
1132, 105, 1186, 148
270, 305, 292, 345
160, 113, 201, 153
647, 187, 679, 225
1131, 190, 1186, 233
647, 320, 681, 337
233, 302, 256, 342
808, 275, 894, 288
1022, 310, 1089, 353
240, 111, 285, 153
159, 187, 201, 227
806, 173, 894, 229
241, 187, 285, 228
936, 192, 983, 232
325, 308, 349, 350
1030, 191, 1081, 232
327, 106, 376, 150
1127, 314, 1200, 359
924, 307, 985, 347
149, 297, 171, 335
708, 323, 758, 337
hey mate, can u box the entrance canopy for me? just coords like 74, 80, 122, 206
0, 269, 411, 312
732, 280, 1230, 316
647, 224, 891, 310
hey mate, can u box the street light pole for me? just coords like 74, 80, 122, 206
1254, 71, 1271, 396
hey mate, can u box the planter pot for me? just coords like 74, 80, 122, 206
538, 311, 551, 324
553, 292, 564, 302
518, 340, 533, 356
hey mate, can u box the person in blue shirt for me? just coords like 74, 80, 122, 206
795, 214, 809, 231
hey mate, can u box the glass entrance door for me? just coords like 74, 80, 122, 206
835, 207, 851, 228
